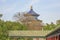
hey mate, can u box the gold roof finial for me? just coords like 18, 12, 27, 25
30, 5, 33, 10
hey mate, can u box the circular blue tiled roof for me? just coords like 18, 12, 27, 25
28, 6, 39, 16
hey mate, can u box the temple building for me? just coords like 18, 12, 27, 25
8, 6, 60, 40
9, 26, 60, 40
21, 6, 43, 30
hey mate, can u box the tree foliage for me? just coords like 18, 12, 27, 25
0, 20, 27, 40
0, 14, 3, 19
56, 20, 60, 26
14, 12, 26, 22
43, 20, 60, 30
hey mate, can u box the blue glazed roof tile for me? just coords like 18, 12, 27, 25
28, 9, 39, 16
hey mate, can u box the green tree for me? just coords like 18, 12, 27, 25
43, 22, 56, 30
0, 14, 3, 19
56, 20, 60, 25
13, 12, 26, 24
0, 20, 27, 40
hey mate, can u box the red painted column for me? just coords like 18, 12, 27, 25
56, 35, 59, 40
33, 38, 39, 40
36, 38, 39, 40
53, 36, 56, 40
46, 37, 51, 40
58, 35, 59, 40
59, 35, 60, 40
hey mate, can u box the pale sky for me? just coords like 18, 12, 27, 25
0, 0, 60, 23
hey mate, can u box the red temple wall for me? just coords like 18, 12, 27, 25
46, 36, 59, 40
46, 37, 54, 40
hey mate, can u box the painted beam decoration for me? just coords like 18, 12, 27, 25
8, 30, 51, 38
